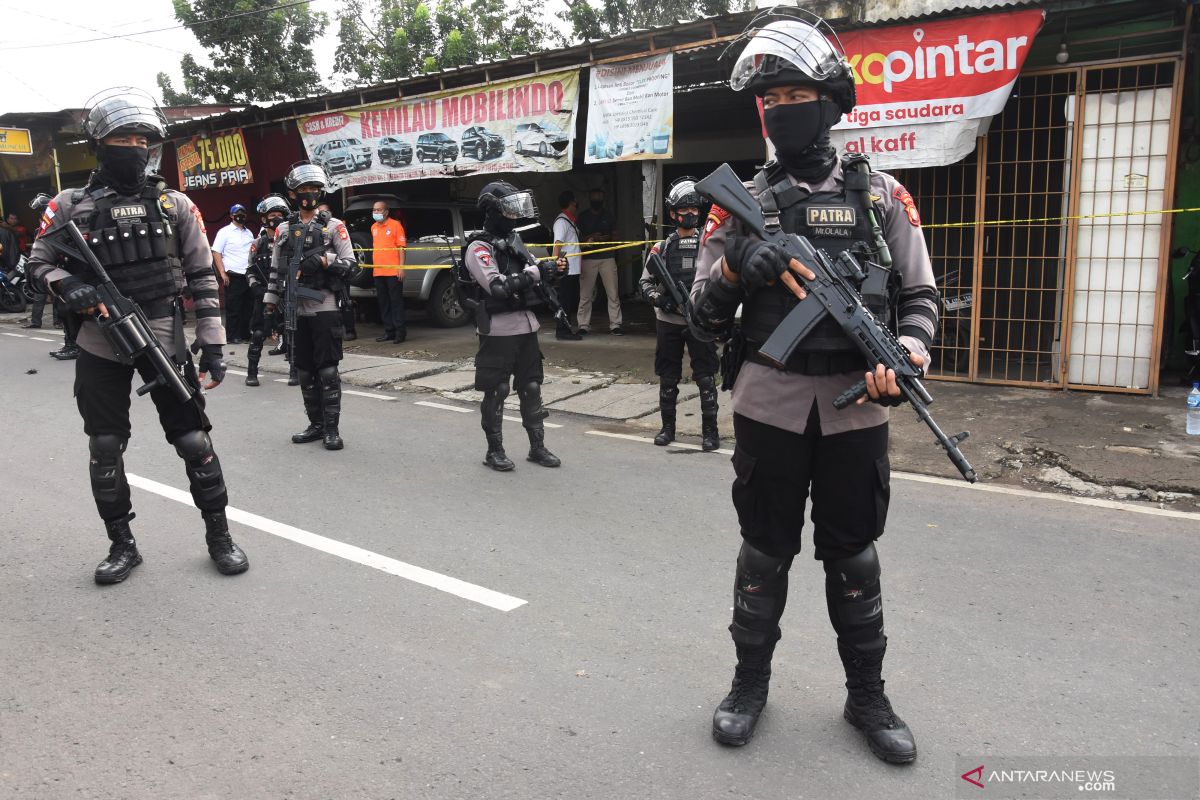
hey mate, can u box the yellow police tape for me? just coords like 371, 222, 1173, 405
344, 205, 1200, 266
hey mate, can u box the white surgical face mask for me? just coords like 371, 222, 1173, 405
372, 212, 386, 222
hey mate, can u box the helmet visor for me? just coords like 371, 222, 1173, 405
497, 191, 538, 220
667, 180, 701, 208
286, 163, 328, 190
730, 20, 842, 91
84, 88, 168, 141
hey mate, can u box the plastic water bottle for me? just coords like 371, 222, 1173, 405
1188, 382, 1200, 436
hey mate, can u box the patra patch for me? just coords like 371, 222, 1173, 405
111, 204, 147, 220
805, 206, 856, 227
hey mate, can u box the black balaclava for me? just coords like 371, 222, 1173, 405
485, 209, 517, 237
94, 145, 150, 195
763, 98, 841, 182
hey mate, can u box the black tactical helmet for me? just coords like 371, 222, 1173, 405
665, 177, 706, 213
477, 181, 538, 221
285, 161, 328, 191
725, 7, 856, 114
256, 194, 291, 216
82, 87, 168, 142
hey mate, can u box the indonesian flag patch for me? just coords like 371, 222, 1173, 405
36, 199, 57, 237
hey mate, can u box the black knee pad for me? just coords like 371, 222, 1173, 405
317, 366, 339, 390
696, 374, 717, 391
173, 430, 227, 509
730, 541, 794, 648
88, 434, 128, 505
297, 369, 317, 391
486, 382, 511, 405
515, 380, 541, 402
823, 543, 885, 650
249, 330, 265, 345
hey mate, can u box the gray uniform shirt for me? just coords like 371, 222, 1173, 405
264, 213, 357, 315
692, 162, 938, 436
464, 238, 541, 336
27, 183, 223, 362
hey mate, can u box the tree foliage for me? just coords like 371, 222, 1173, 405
332, 0, 553, 87
157, 0, 328, 105
557, 0, 747, 43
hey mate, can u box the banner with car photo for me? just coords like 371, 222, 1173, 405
297, 70, 580, 189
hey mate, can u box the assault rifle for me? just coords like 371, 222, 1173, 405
48, 220, 195, 403
645, 250, 694, 324
695, 163, 977, 483
509, 232, 569, 328
282, 217, 327, 371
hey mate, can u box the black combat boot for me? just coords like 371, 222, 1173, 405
838, 639, 916, 764
319, 367, 344, 450
654, 381, 678, 446
50, 342, 80, 360
291, 370, 324, 443
712, 641, 776, 746
698, 375, 720, 451
525, 426, 561, 467
481, 387, 514, 471
245, 368, 260, 387
245, 334, 263, 386
94, 513, 142, 585
202, 510, 249, 575
287, 364, 300, 386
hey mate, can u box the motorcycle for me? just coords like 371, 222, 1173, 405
932, 266, 973, 374
0, 260, 26, 313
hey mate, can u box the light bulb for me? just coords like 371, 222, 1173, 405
1055, 42, 1069, 64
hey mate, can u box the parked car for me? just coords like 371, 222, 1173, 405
513, 121, 569, 158
314, 138, 371, 174
344, 137, 372, 169
460, 126, 505, 161
341, 194, 553, 328
377, 136, 413, 167
415, 132, 459, 163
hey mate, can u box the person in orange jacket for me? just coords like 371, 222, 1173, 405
371, 199, 407, 343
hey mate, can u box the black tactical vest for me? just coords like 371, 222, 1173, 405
277, 212, 338, 291
80, 183, 183, 306
740, 162, 892, 373
662, 231, 699, 287
250, 231, 273, 284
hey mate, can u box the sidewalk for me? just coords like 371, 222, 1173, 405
4, 309, 1198, 511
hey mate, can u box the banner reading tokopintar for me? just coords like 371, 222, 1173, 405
297, 70, 580, 189
585, 54, 674, 163
829, 8, 1045, 169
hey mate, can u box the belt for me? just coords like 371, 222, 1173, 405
746, 346, 863, 376
142, 298, 177, 319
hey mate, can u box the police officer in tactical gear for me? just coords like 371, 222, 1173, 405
245, 194, 289, 387
463, 181, 566, 471
263, 163, 361, 450
25, 87, 249, 583
693, 11, 939, 762
639, 177, 721, 450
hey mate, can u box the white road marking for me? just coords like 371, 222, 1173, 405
585, 429, 732, 455
273, 378, 291, 384
2, 332, 27, 337
227, 368, 247, 376
344, 389, 395, 400
585, 430, 1200, 521
503, 415, 562, 429
415, 400, 472, 413
29, 336, 54, 342
126, 473, 527, 612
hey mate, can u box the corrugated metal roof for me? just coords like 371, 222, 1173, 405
857, 0, 1031, 23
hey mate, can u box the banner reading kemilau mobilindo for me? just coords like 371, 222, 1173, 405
827, 8, 1045, 169
174, 128, 255, 190
297, 70, 580, 189
585, 53, 673, 163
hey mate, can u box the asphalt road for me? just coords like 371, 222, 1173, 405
2, 333, 1197, 800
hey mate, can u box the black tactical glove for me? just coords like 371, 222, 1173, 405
299, 252, 325, 279
536, 259, 562, 284
503, 271, 534, 297
57, 276, 102, 312
725, 235, 789, 291
196, 343, 227, 385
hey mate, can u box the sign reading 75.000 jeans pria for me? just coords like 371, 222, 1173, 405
297, 70, 581, 189
174, 128, 255, 190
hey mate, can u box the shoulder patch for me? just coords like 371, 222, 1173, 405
190, 205, 207, 233
36, 199, 59, 237
472, 244, 492, 266
702, 205, 731, 243
337, 223, 348, 241
893, 186, 921, 227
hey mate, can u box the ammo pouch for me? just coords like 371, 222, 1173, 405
720, 327, 747, 392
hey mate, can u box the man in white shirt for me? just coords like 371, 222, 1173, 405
212, 203, 256, 343
551, 190, 582, 341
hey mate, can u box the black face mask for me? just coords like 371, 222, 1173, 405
266, 217, 283, 230
676, 212, 700, 229
233, 215, 247, 224
763, 100, 841, 180
296, 191, 321, 210
95, 144, 150, 194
